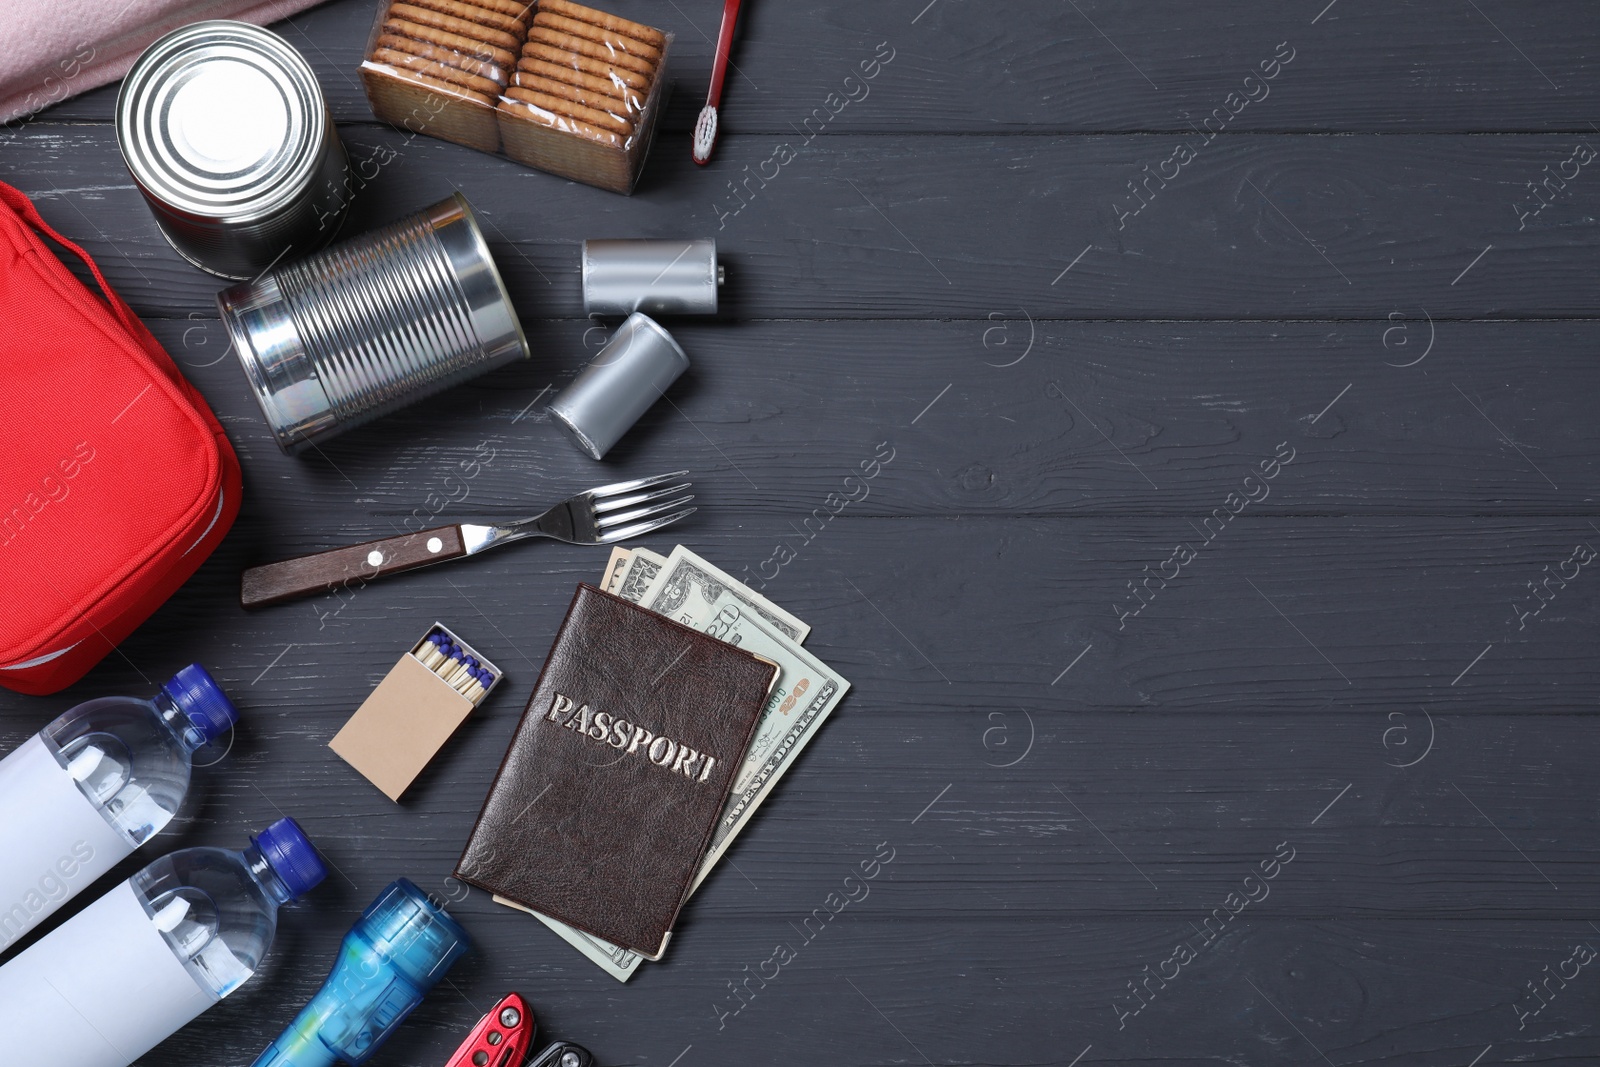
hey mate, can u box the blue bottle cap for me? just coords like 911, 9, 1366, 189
162, 664, 239, 743
254, 817, 328, 899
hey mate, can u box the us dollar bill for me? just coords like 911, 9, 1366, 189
685, 599, 847, 887
515, 590, 846, 981
494, 895, 647, 980
601, 546, 632, 593
613, 546, 668, 603
641, 545, 811, 643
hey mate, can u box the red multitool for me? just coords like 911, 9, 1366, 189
443, 993, 536, 1067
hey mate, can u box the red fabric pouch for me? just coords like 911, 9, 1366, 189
0, 180, 241, 695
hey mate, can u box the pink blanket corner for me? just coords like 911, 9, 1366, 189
0, 0, 332, 125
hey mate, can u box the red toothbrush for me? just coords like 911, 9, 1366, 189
692, 0, 744, 164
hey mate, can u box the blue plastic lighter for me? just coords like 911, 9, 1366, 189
251, 878, 471, 1067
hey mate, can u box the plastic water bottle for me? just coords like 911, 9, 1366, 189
0, 664, 238, 953
0, 817, 327, 1067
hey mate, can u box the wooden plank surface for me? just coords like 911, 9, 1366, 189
141, 316, 1600, 518
13, 128, 1600, 319
153, 916, 1600, 1067
36, 1, 1600, 133
0, 0, 1597, 1066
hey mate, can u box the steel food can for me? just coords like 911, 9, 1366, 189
582, 239, 721, 317
117, 21, 351, 280
217, 192, 528, 454
549, 312, 689, 460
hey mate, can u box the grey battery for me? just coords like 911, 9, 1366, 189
117, 21, 351, 280
582, 239, 721, 317
548, 313, 689, 460
217, 192, 528, 455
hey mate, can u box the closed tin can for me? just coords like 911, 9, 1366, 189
582, 239, 721, 316
217, 193, 528, 454
116, 21, 351, 280
549, 312, 689, 460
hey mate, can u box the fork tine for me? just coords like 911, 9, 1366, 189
597, 494, 695, 530
592, 481, 692, 514
598, 506, 697, 544
586, 470, 690, 501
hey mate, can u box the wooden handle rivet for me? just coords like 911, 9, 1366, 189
368, 550, 385, 567
427, 537, 444, 552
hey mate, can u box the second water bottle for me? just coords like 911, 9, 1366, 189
0, 817, 328, 1067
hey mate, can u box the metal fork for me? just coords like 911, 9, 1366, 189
240, 471, 694, 608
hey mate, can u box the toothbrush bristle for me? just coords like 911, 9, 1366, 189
693, 105, 718, 163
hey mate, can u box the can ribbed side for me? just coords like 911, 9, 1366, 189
274, 217, 486, 424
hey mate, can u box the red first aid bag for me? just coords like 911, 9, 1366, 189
0, 180, 241, 695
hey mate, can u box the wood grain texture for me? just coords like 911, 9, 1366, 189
29, 0, 1600, 133
140, 316, 1600, 520
0, 0, 1596, 1065
132, 915, 1600, 1067
8, 129, 1600, 320
62, 511, 1600, 718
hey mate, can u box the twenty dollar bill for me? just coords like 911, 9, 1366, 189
613, 546, 667, 603
640, 544, 810, 643
601, 546, 632, 594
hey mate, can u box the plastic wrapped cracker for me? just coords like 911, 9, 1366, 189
360, 0, 670, 193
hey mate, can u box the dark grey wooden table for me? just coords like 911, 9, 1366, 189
4, 1, 1599, 1064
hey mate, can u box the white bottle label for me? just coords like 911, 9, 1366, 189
0, 880, 217, 1067
0, 735, 129, 951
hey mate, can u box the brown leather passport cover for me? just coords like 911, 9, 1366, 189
454, 582, 778, 957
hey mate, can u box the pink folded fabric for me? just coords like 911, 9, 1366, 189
1, 0, 328, 124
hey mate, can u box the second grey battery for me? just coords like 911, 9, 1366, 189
582, 239, 720, 316
548, 313, 689, 460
